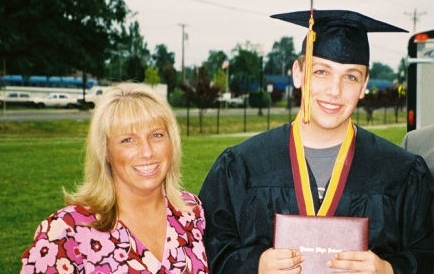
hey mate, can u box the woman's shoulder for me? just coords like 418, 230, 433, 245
46, 204, 96, 226
181, 191, 202, 206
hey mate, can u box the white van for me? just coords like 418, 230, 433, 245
77, 84, 168, 108
77, 86, 111, 108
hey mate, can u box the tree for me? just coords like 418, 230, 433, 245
120, 20, 150, 82
160, 65, 177, 100
204, 51, 229, 94
106, 18, 150, 82
212, 68, 227, 93
0, 0, 128, 78
144, 67, 160, 86
203, 50, 228, 78
229, 42, 262, 96
180, 66, 221, 133
397, 58, 407, 83
264, 37, 298, 75
152, 44, 175, 68
249, 90, 270, 116
370, 62, 396, 80
151, 44, 177, 96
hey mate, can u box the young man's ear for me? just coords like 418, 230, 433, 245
292, 60, 303, 89
359, 74, 370, 99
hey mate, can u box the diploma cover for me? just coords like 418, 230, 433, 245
274, 214, 369, 273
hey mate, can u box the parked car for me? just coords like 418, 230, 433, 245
218, 93, 249, 108
77, 86, 111, 109
33, 93, 78, 108
77, 84, 168, 109
0, 92, 34, 107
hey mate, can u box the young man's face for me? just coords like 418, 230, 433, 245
293, 56, 369, 130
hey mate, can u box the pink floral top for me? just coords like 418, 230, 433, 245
20, 192, 209, 274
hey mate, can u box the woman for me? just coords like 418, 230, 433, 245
21, 83, 209, 273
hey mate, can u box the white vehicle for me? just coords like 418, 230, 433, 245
77, 86, 111, 108
33, 93, 78, 108
0, 91, 33, 107
78, 84, 168, 108
406, 29, 434, 131
218, 93, 248, 107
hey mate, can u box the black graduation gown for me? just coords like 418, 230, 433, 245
199, 123, 434, 274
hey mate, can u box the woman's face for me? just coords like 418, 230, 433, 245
107, 119, 172, 197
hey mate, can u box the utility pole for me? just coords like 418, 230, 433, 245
178, 23, 187, 83
405, 9, 427, 34
178, 23, 189, 136
2, 59, 6, 126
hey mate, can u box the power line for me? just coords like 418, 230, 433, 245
187, 0, 267, 16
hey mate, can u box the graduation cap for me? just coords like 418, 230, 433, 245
271, 10, 407, 123
271, 10, 408, 66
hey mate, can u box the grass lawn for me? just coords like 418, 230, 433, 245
0, 110, 407, 272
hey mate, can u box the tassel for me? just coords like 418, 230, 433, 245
302, 9, 316, 123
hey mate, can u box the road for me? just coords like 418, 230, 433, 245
0, 107, 295, 122
0, 109, 91, 122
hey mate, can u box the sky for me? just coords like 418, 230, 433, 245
125, 0, 434, 71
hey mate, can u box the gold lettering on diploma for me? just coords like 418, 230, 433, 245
299, 246, 343, 254
300, 246, 315, 252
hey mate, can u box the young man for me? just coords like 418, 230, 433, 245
199, 10, 434, 274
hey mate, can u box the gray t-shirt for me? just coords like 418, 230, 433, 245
304, 144, 341, 200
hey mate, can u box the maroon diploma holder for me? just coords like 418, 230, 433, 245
274, 214, 369, 273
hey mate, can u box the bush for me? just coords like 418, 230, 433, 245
249, 90, 270, 108
168, 88, 188, 107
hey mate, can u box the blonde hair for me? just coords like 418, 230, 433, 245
65, 83, 187, 230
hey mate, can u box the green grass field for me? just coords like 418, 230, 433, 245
0, 110, 407, 272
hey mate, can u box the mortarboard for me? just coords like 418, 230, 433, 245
270, 10, 408, 66
271, 10, 408, 123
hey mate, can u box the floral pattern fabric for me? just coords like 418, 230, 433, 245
21, 192, 208, 274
